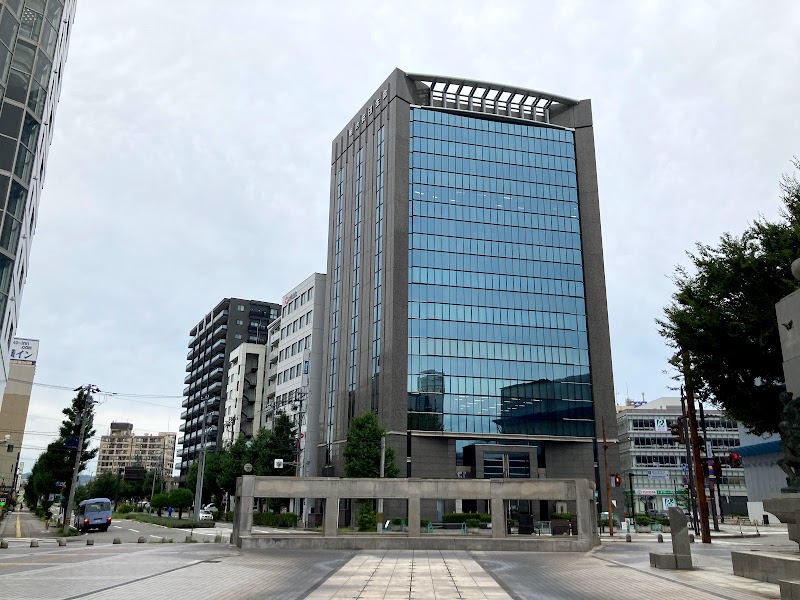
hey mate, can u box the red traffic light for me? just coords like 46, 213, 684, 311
613, 474, 621, 487
727, 452, 742, 468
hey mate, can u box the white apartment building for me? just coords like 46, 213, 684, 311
616, 397, 747, 518
222, 343, 267, 446
96, 423, 176, 476
263, 273, 326, 486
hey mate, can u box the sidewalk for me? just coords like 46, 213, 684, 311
599, 521, 786, 542
0, 507, 60, 540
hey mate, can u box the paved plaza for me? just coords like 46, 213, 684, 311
0, 507, 794, 599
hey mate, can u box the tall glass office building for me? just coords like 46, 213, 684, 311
322, 69, 620, 510
0, 0, 77, 408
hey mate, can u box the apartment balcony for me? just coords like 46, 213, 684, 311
210, 352, 225, 368
211, 338, 225, 353
180, 409, 188, 420
212, 309, 229, 325
212, 323, 228, 339
208, 366, 224, 380
184, 373, 192, 385
183, 385, 190, 395
207, 381, 222, 394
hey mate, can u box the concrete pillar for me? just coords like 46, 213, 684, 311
323, 497, 339, 537
455, 499, 462, 513
575, 481, 594, 545
233, 475, 254, 546
408, 495, 421, 538
490, 496, 506, 539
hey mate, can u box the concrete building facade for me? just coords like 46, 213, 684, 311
221, 342, 267, 446
263, 273, 326, 482
96, 423, 176, 477
616, 397, 747, 517
737, 426, 785, 524
178, 298, 280, 479
320, 69, 621, 515
0, 0, 77, 406
0, 337, 36, 497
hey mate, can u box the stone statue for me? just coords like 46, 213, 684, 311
778, 391, 800, 492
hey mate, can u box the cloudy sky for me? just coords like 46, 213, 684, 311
16, 0, 800, 474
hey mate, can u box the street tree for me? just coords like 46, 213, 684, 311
59, 390, 98, 502
151, 492, 169, 517
168, 488, 193, 519
343, 412, 399, 478
659, 160, 800, 434
90, 472, 118, 500
251, 414, 297, 477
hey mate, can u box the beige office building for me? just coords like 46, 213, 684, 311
0, 338, 37, 498
96, 423, 176, 476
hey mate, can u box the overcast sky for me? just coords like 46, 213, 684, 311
16, 0, 800, 474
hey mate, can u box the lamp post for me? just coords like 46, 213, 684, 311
628, 472, 636, 521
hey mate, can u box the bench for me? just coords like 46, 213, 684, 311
425, 522, 467, 534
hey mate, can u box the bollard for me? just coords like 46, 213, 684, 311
86, 539, 94, 546
0, 539, 8, 549
214, 535, 222, 543
58, 538, 67, 546
185, 535, 192, 543
113, 538, 121, 544
625, 534, 631, 542
657, 534, 663, 543
165, 538, 173, 543
138, 536, 146, 543
30, 540, 38, 547
689, 534, 695, 543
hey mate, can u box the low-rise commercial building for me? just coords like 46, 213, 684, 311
616, 397, 747, 517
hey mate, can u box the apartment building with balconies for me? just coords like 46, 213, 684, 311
177, 297, 279, 479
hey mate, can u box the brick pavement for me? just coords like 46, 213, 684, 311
0, 507, 57, 540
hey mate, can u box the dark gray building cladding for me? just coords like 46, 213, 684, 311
178, 297, 279, 479
321, 68, 620, 510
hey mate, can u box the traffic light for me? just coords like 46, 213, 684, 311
727, 452, 742, 468
669, 416, 687, 444
713, 457, 722, 478
614, 473, 621, 487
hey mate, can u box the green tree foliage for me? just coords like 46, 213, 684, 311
168, 488, 193, 519
90, 472, 118, 500
73, 484, 90, 505
343, 412, 399, 478
659, 160, 800, 434
151, 492, 169, 516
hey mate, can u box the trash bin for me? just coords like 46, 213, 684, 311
763, 514, 769, 525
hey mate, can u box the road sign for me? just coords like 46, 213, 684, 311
705, 441, 714, 457
662, 497, 677, 509
274, 459, 284, 469
680, 463, 688, 473
48, 493, 55, 502
647, 469, 669, 480
654, 418, 668, 433
55, 481, 62, 487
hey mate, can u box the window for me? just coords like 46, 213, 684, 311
234, 333, 242, 340
237, 304, 245, 311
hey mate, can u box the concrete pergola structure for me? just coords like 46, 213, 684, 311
233, 476, 598, 551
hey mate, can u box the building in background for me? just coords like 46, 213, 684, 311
321, 69, 620, 517
263, 274, 326, 482
737, 425, 785, 524
221, 343, 267, 446
0, 1, 77, 406
178, 298, 279, 479
616, 397, 747, 517
96, 423, 176, 476
0, 337, 37, 498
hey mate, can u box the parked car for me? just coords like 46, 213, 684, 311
203, 504, 217, 512
198, 509, 214, 522
74, 498, 112, 532
646, 509, 667, 519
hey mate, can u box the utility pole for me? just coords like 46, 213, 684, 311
376, 435, 386, 533
683, 355, 711, 543
698, 402, 720, 532
62, 384, 98, 533
194, 399, 208, 523
679, 387, 699, 534
602, 417, 614, 536
628, 472, 636, 521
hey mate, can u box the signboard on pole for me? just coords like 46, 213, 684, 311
654, 418, 668, 433
301, 349, 310, 388
10, 338, 38, 365
647, 469, 669, 480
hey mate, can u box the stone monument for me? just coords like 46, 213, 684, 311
650, 507, 693, 570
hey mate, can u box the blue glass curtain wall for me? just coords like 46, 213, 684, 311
407, 108, 593, 438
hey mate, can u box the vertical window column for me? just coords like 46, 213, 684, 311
326, 167, 345, 463
347, 149, 364, 421
371, 127, 385, 413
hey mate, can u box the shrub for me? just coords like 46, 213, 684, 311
442, 512, 491, 524
656, 517, 670, 526
634, 515, 652, 526
391, 518, 403, 526
420, 519, 430, 528
117, 503, 134, 515
599, 518, 609, 526
252, 512, 299, 528
126, 512, 214, 528
551, 513, 575, 520
466, 519, 481, 529
356, 504, 376, 532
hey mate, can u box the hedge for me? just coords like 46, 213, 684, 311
253, 512, 299, 528
442, 512, 491, 524
125, 512, 215, 528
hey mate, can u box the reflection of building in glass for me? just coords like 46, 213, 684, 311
494, 375, 594, 437
321, 70, 619, 508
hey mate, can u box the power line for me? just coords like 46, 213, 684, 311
7, 377, 183, 400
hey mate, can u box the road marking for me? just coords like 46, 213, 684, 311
15, 512, 20, 538
129, 529, 139, 533
112, 526, 122, 529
